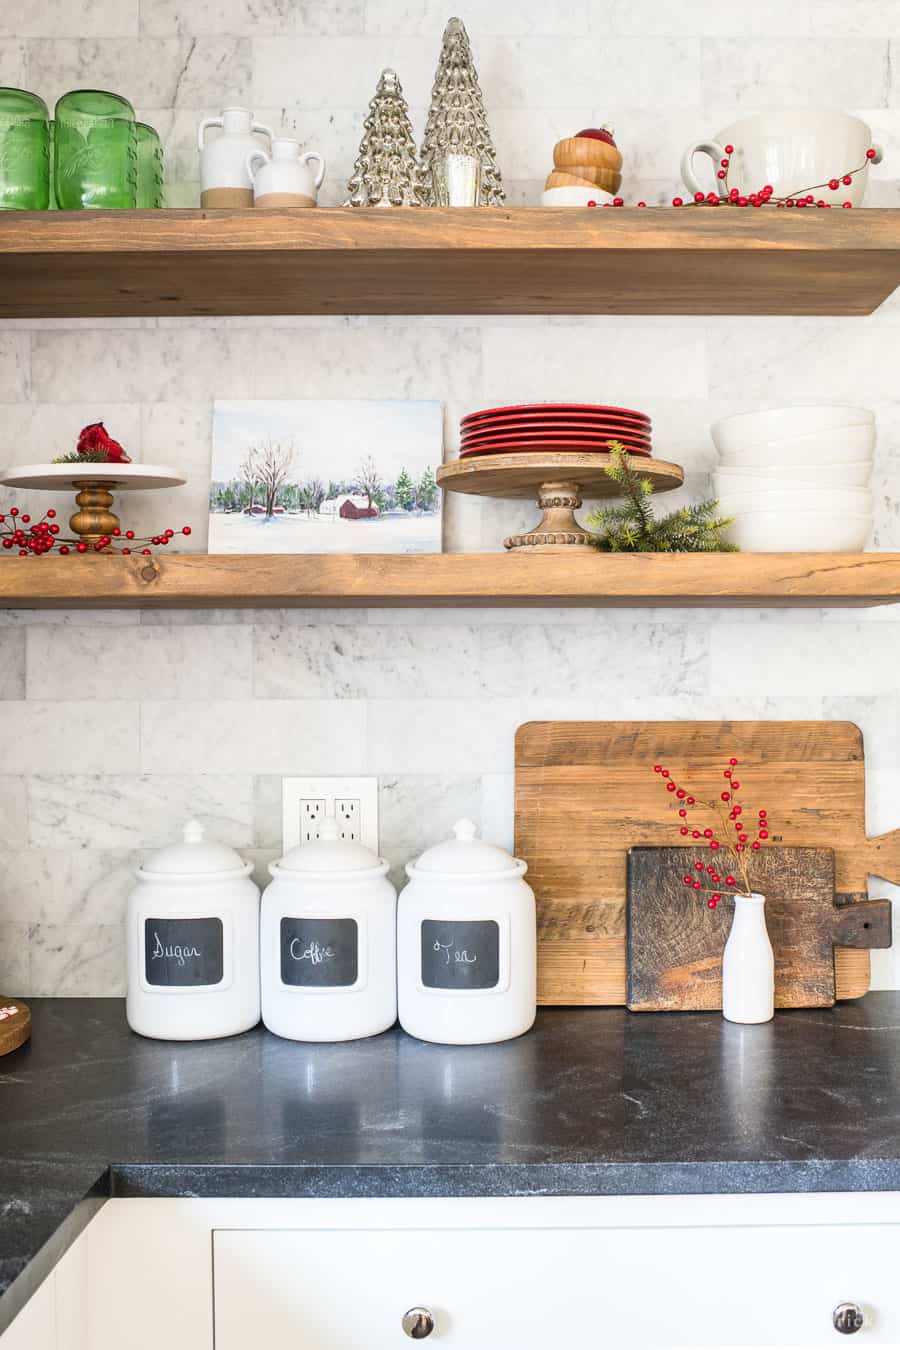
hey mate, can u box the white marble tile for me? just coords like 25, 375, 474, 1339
0, 39, 27, 84
480, 622, 708, 697
708, 321, 900, 402
487, 108, 592, 181
142, 0, 364, 35
378, 773, 482, 884
0, 0, 137, 36
25, 37, 251, 108
0, 923, 30, 993
26, 625, 252, 700
480, 771, 515, 853
0, 849, 137, 925
30, 329, 259, 403
28, 923, 126, 996
366, 0, 589, 35
253, 623, 478, 698
473, 37, 701, 109
253, 36, 436, 108
367, 698, 522, 773
0, 336, 29, 402
140, 698, 367, 773
701, 38, 889, 107
0, 703, 139, 772
603, 0, 900, 36
28, 773, 254, 848
0, 609, 139, 627
253, 774, 284, 849
869, 883, 900, 990
0, 633, 25, 699
482, 325, 708, 404
0, 777, 28, 851
889, 39, 900, 106
711, 624, 900, 697
252, 326, 481, 404
139, 607, 369, 625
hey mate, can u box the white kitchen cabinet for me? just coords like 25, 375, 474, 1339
7, 1194, 900, 1350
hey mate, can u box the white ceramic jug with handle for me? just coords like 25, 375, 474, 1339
247, 137, 325, 208
681, 110, 882, 206
198, 106, 274, 207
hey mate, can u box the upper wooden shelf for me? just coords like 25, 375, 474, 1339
1, 207, 899, 317
1, 552, 899, 609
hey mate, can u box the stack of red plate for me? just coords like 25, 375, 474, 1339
460, 403, 652, 457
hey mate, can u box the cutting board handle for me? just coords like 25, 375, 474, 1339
865, 828, 900, 884
833, 896, 893, 949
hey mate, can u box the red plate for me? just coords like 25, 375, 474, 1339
462, 417, 652, 439
462, 420, 652, 444
462, 429, 652, 451
461, 448, 650, 464
461, 402, 650, 424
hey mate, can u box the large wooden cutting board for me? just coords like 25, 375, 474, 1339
626, 847, 891, 1010
515, 721, 900, 1005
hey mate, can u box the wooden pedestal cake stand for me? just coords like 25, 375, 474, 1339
0, 999, 30, 1056
0, 463, 186, 546
437, 451, 684, 550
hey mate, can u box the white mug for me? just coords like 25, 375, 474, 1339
248, 137, 326, 208
681, 110, 882, 205
540, 185, 614, 207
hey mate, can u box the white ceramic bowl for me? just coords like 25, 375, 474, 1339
715, 485, 872, 514
711, 405, 874, 454
724, 512, 872, 552
717, 440, 874, 469
747, 423, 876, 459
540, 186, 614, 207
713, 460, 872, 487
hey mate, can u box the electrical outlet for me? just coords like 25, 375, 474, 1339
282, 777, 378, 852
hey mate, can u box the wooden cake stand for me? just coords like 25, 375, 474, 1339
0, 463, 186, 546
0, 999, 30, 1056
437, 451, 684, 550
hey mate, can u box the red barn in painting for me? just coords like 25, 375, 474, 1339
339, 498, 379, 520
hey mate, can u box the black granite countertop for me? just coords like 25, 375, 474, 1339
4, 996, 900, 1329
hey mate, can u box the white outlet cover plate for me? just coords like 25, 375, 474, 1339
281, 777, 379, 853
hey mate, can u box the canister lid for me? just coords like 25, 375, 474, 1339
409, 818, 524, 876
138, 819, 251, 879
272, 816, 385, 875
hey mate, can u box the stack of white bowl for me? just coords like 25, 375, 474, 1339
710, 405, 875, 551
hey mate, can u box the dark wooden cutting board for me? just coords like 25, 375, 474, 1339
627, 848, 891, 1010
515, 721, 900, 1005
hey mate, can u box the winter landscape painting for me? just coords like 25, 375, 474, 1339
208, 399, 443, 554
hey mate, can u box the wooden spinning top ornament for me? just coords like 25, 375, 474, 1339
545, 126, 622, 196
0, 999, 30, 1056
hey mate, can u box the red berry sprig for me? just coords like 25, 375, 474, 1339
653, 756, 773, 907
666, 145, 878, 209
0, 506, 193, 556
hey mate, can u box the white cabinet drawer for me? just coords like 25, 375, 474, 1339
213, 1222, 900, 1349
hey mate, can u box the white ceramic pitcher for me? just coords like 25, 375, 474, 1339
198, 106, 274, 207
247, 137, 325, 208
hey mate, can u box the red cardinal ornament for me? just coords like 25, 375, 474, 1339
76, 422, 130, 463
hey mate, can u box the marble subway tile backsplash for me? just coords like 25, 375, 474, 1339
3, 0, 900, 993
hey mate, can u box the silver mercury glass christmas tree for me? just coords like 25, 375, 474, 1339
345, 68, 426, 207
420, 17, 504, 206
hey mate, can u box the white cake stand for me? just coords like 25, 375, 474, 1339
0, 462, 186, 546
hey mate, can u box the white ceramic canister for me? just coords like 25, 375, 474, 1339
248, 137, 325, 208
261, 818, 397, 1041
126, 820, 261, 1041
398, 819, 536, 1045
198, 106, 274, 207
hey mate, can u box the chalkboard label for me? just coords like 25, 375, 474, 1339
280, 917, 359, 987
421, 919, 500, 990
144, 917, 224, 987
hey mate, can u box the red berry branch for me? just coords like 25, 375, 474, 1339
653, 756, 772, 908
0, 506, 192, 556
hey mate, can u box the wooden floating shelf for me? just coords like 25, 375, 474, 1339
1, 207, 899, 317
1, 552, 900, 609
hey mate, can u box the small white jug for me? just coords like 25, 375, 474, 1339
198, 106, 274, 207
248, 137, 326, 208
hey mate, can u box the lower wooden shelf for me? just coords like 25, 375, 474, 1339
0, 551, 899, 608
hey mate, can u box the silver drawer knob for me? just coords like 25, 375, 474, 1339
402, 1307, 435, 1339
833, 1303, 865, 1335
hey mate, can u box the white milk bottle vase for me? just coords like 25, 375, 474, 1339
721, 892, 774, 1024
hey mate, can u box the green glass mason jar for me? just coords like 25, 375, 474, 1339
54, 89, 136, 209
135, 122, 164, 207
0, 88, 50, 209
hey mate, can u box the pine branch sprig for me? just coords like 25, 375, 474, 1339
587, 442, 737, 553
